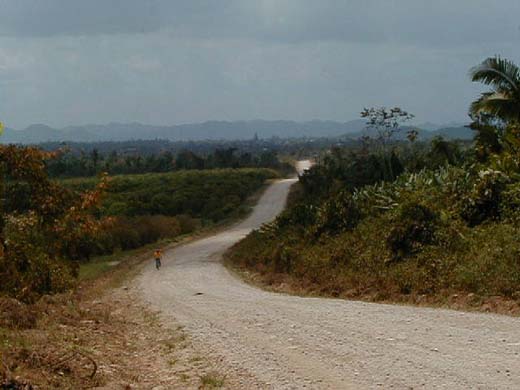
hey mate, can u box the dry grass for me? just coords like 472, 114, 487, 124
0, 177, 279, 389
1, 291, 116, 389
0, 277, 215, 389
0, 233, 228, 389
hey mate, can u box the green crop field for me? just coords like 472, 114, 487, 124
61, 168, 278, 221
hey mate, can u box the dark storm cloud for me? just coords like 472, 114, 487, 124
1, 0, 519, 47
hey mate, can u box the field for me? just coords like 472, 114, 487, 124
62, 168, 279, 220
60, 168, 279, 258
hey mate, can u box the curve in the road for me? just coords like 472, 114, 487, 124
138, 161, 520, 389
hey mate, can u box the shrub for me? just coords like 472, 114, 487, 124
92, 215, 184, 253
276, 204, 317, 229
312, 191, 361, 237
386, 201, 439, 262
499, 181, 520, 221
0, 248, 75, 303
176, 214, 200, 234
0, 298, 38, 329
460, 169, 509, 226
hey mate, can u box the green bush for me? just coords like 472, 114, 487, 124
460, 169, 509, 226
312, 191, 361, 237
276, 204, 317, 229
386, 201, 439, 261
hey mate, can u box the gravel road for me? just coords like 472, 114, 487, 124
138, 161, 520, 389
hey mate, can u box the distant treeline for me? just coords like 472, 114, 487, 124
40, 137, 348, 160
45, 145, 295, 177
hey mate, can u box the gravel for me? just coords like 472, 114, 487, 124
138, 161, 520, 389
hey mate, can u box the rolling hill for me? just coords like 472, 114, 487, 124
0, 120, 472, 144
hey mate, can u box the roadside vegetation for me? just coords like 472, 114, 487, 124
0, 142, 283, 387
227, 56, 520, 313
0, 241, 230, 389
0, 152, 278, 303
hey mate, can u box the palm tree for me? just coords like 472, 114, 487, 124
470, 56, 520, 123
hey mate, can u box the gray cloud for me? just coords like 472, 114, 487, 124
1, 1, 519, 47
0, 1, 518, 129
0, 0, 163, 36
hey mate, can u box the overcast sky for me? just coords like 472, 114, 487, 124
0, 0, 519, 129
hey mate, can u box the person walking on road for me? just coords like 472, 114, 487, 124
154, 249, 162, 270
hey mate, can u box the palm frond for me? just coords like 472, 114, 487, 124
470, 56, 520, 92
470, 92, 520, 121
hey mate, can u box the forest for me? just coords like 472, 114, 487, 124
45, 143, 294, 177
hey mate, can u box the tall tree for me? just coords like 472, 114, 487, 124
360, 106, 413, 180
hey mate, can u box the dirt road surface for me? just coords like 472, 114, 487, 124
138, 161, 520, 389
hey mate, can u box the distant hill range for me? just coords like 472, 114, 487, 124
0, 120, 473, 144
